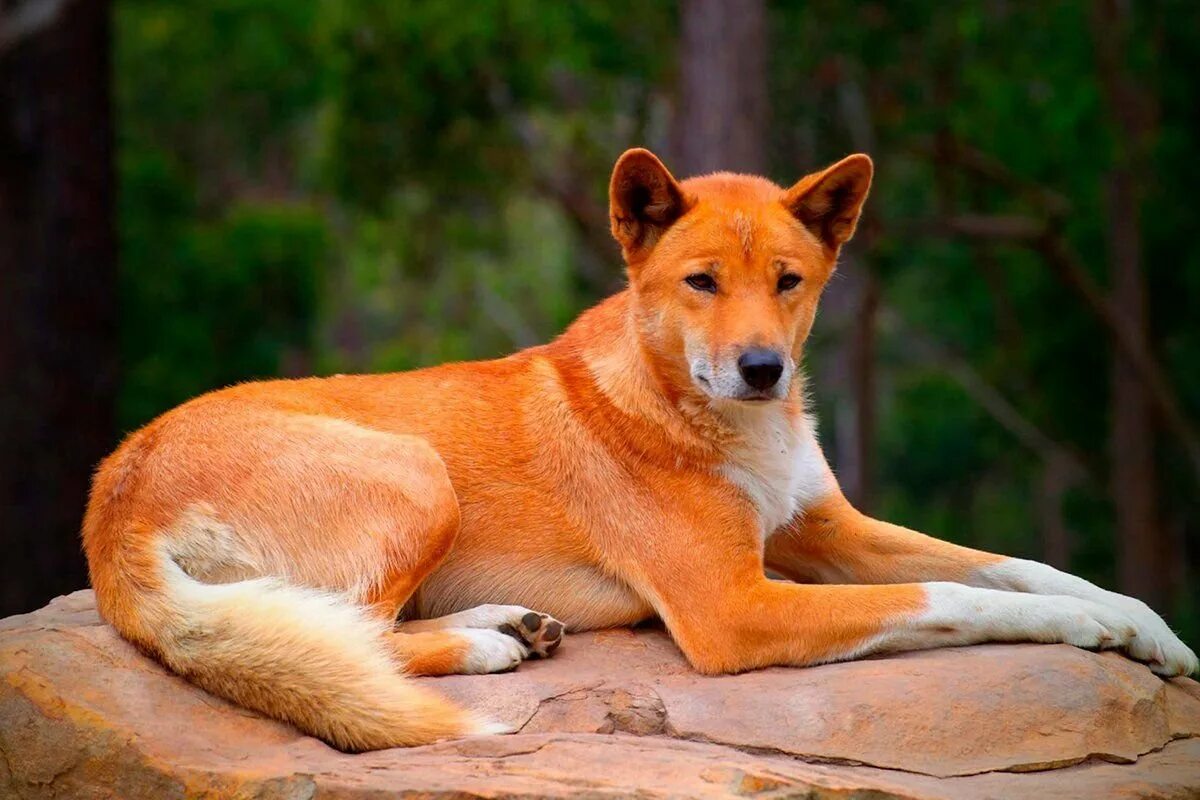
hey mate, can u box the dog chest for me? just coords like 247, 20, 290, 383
718, 410, 831, 538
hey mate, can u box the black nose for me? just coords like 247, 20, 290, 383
737, 348, 784, 392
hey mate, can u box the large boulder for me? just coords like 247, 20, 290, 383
2, 590, 1198, 799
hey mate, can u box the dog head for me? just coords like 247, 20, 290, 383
609, 148, 872, 405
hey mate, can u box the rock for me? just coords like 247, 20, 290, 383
1, 591, 1198, 799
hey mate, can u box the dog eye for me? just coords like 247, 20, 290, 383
777, 273, 802, 292
685, 273, 717, 293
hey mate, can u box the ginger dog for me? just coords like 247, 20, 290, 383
83, 148, 1198, 752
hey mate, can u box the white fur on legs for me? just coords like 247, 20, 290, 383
973, 558, 1199, 677
399, 604, 566, 658
452, 628, 529, 674
855, 582, 1148, 663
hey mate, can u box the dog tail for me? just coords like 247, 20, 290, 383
87, 530, 494, 751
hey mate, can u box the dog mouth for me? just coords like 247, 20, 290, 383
690, 365, 784, 404
692, 374, 779, 404
729, 387, 779, 403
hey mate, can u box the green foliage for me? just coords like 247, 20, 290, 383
119, 191, 327, 426
117, 0, 677, 420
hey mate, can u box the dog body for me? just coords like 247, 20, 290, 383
83, 149, 1197, 751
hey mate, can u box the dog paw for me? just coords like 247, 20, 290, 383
1041, 597, 1138, 651
1048, 597, 1197, 676
1140, 638, 1199, 678
1111, 599, 1199, 677
496, 610, 564, 659
430, 603, 565, 659
454, 628, 528, 674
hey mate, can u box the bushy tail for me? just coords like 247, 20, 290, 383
99, 543, 485, 752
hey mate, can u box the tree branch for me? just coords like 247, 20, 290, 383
934, 214, 1045, 241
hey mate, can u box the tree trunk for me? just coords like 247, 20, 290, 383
849, 272, 879, 510
1106, 166, 1165, 609
0, 0, 117, 615
831, 65, 879, 511
1090, 0, 1167, 610
676, 0, 767, 175
1037, 457, 1075, 569
825, 259, 878, 511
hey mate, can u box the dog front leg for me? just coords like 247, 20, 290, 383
766, 491, 1197, 676
648, 564, 1180, 675
622, 517, 1187, 675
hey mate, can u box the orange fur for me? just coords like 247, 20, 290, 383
766, 493, 1004, 585
388, 631, 474, 676
83, 147, 1193, 752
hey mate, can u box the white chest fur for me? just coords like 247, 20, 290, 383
718, 407, 834, 538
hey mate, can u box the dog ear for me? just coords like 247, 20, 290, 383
609, 148, 692, 260
783, 154, 873, 250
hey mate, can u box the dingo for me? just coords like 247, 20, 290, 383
83, 148, 1197, 751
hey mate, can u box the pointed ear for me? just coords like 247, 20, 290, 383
783, 154, 873, 250
609, 148, 692, 259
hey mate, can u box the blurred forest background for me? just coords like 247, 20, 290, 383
2, 0, 1198, 645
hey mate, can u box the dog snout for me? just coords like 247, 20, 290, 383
736, 348, 784, 392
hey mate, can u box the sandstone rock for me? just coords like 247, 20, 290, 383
1, 590, 1198, 799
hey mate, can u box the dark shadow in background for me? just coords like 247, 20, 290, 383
1, 0, 116, 615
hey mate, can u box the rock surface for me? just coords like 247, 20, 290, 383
1, 590, 1198, 799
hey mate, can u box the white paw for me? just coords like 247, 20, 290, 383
435, 604, 565, 658
975, 560, 1197, 677
926, 584, 1139, 652
1041, 597, 1198, 677
1045, 597, 1139, 650
455, 628, 528, 674
1110, 599, 1199, 677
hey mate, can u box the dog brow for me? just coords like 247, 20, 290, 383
733, 212, 754, 257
